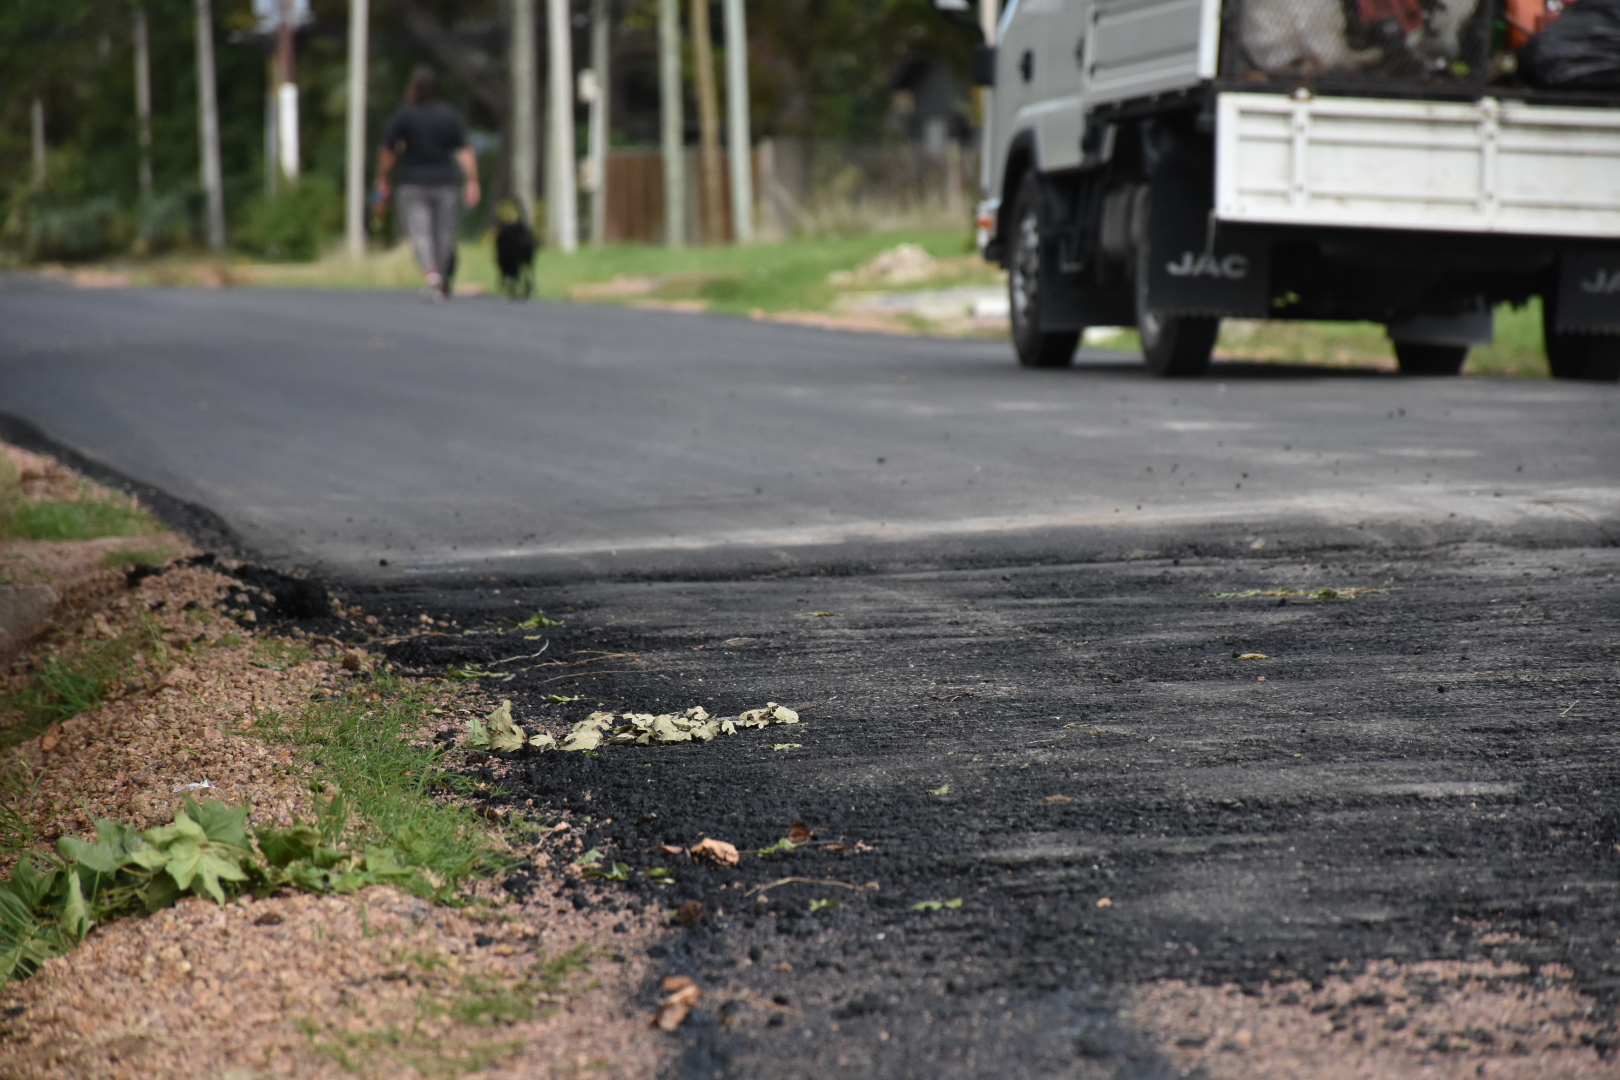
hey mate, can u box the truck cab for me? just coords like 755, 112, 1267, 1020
978, 0, 1620, 381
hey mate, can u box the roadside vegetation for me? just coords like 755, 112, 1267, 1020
0, 454, 162, 543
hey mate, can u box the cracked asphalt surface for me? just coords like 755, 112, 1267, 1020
3, 282, 1619, 1076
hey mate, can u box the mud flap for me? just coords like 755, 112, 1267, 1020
1145, 188, 1271, 318
1553, 249, 1620, 335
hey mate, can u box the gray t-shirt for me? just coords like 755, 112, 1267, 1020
381, 103, 468, 185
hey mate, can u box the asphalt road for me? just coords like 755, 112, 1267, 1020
4, 281, 1620, 1077
1, 281, 1616, 581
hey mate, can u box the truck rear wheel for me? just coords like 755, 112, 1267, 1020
1542, 291, 1620, 381
1009, 175, 1079, 369
1393, 343, 1467, 375
1134, 220, 1216, 377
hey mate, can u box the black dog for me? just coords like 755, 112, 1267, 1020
495, 214, 538, 300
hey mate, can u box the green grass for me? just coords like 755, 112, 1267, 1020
243, 229, 986, 315
102, 544, 177, 568
0, 614, 168, 749
0, 496, 163, 542
254, 678, 503, 899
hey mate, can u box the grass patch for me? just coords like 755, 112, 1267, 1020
0, 494, 163, 542
299, 944, 596, 1076
254, 678, 504, 899
242, 230, 986, 315
1211, 303, 1548, 376
102, 544, 177, 568
0, 615, 168, 749
253, 637, 315, 670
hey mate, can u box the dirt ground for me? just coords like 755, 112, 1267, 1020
0, 444, 669, 1080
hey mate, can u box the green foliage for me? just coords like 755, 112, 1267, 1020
1, 187, 130, 262
254, 680, 503, 899
0, 468, 162, 542
510, 612, 564, 630
237, 175, 343, 262
0, 794, 449, 986
1, 613, 168, 747
102, 545, 177, 568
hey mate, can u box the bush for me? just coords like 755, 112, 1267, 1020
1, 188, 131, 262
237, 174, 342, 261
134, 188, 202, 254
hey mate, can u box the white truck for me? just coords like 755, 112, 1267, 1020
975, 0, 1620, 380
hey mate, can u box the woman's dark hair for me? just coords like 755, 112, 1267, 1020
405, 65, 439, 104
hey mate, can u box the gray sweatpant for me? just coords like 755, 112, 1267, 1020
396, 183, 459, 278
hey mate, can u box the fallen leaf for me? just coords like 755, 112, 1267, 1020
771, 743, 803, 751
1044, 795, 1073, 803
689, 838, 740, 867
809, 898, 840, 913
40, 724, 61, 752
1096, 897, 1113, 908
808, 611, 840, 617
788, 822, 812, 844
1237, 653, 1268, 661
653, 980, 702, 1031
679, 900, 705, 925
912, 899, 961, 912
927, 784, 951, 796
658, 844, 685, 856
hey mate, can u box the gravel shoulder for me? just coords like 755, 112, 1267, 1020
0, 445, 666, 1080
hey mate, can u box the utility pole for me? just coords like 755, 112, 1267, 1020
689, 0, 722, 242
586, 0, 610, 246
30, 99, 45, 186
545, 0, 577, 251
344, 0, 369, 256
134, 6, 154, 198
195, 0, 226, 247
658, 0, 683, 247
978, 0, 997, 196
510, 0, 537, 226
721, 0, 752, 243
275, 0, 300, 181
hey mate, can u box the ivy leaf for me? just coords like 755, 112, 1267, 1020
184, 797, 250, 850
256, 825, 320, 869
133, 806, 248, 905
2, 858, 57, 910
57, 871, 89, 943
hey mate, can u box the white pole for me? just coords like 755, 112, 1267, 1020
344, 0, 369, 256
195, 0, 226, 247
978, 0, 998, 196
658, 0, 683, 247
722, 0, 752, 243
588, 0, 610, 246
511, 0, 538, 226
134, 7, 154, 198
275, 0, 299, 181
30, 99, 45, 187
546, 0, 578, 252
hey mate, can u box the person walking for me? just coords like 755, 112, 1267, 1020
374, 66, 480, 300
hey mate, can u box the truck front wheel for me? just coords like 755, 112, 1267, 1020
1393, 343, 1467, 375
1008, 175, 1079, 369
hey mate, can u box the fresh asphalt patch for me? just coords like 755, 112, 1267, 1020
356, 542, 1620, 1079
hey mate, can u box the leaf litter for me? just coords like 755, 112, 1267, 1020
465, 700, 801, 755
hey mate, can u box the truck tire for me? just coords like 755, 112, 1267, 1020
1135, 239, 1216, 377
1008, 175, 1079, 368
1393, 343, 1467, 375
1542, 290, 1620, 381
1140, 213, 1218, 378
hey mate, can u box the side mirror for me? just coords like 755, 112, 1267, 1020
973, 44, 997, 86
